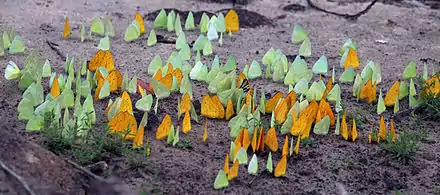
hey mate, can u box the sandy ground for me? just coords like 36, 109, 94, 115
1, 0, 440, 194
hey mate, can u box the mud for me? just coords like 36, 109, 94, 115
0, 0, 440, 194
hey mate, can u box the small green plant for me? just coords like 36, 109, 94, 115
381, 131, 421, 164
418, 75, 440, 117
41, 110, 147, 166
349, 108, 368, 127
301, 137, 319, 148
175, 138, 193, 149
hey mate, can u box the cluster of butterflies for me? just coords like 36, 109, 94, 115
6, 52, 96, 135
4, 9, 440, 190
62, 9, 240, 53
1, 28, 26, 56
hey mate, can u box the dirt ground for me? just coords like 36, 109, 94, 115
1, 0, 440, 194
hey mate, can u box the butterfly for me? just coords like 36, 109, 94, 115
239, 78, 251, 94
225, 9, 239, 33
248, 154, 258, 175
63, 16, 70, 39
147, 29, 157, 46
124, 20, 141, 42
153, 9, 167, 29
213, 170, 228, 189
185, 11, 195, 30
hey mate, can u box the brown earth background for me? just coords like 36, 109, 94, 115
0, 0, 440, 194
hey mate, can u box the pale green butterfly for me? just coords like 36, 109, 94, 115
216, 13, 226, 33
206, 56, 220, 82
222, 56, 237, 73
234, 147, 248, 164
107, 97, 122, 121
289, 137, 295, 156
23, 82, 44, 106
248, 154, 258, 175
332, 65, 335, 83
394, 96, 399, 114
193, 35, 206, 51
339, 38, 357, 55
313, 115, 330, 135
167, 124, 175, 144
402, 61, 417, 79
167, 10, 176, 32
98, 35, 110, 51
409, 95, 419, 107
152, 78, 171, 99
139, 111, 148, 128
200, 12, 209, 33
280, 107, 296, 135
55, 84, 74, 109
90, 17, 105, 37
64, 54, 70, 73
243, 64, 249, 77
270, 110, 276, 128
306, 80, 326, 101
352, 73, 362, 98
182, 60, 193, 75
339, 66, 355, 83
80, 23, 86, 42
208, 71, 235, 94
312, 55, 328, 74
207, 22, 218, 41
327, 84, 341, 102
213, 170, 228, 189
398, 81, 408, 100
9, 35, 25, 54
248, 60, 262, 79
179, 44, 191, 61
423, 63, 428, 81
377, 89, 385, 115
98, 80, 110, 99
262, 47, 276, 66
185, 11, 195, 30
299, 98, 309, 112
148, 55, 162, 76
83, 94, 96, 125
291, 24, 307, 44
180, 74, 193, 99
171, 76, 179, 91
63, 107, 70, 127
154, 9, 167, 29
272, 58, 285, 82
5, 61, 21, 80
104, 15, 115, 37
190, 61, 208, 82
147, 28, 157, 47
18, 97, 34, 120
124, 20, 141, 42
128, 75, 137, 94
173, 126, 180, 146
228, 109, 248, 138
170, 53, 183, 70
121, 70, 129, 91
335, 113, 340, 135
166, 51, 178, 69
175, 30, 186, 50
203, 39, 213, 56
299, 37, 311, 57
3, 31, 11, 49
81, 59, 87, 76
266, 152, 274, 173
79, 80, 91, 98
289, 84, 294, 93
194, 50, 201, 65
19, 71, 35, 90
294, 78, 309, 95
68, 56, 75, 82
409, 78, 416, 96
26, 114, 44, 132
287, 56, 312, 84
361, 61, 382, 84
174, 14, 182, 36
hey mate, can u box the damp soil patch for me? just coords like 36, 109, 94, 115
144, 8, 273, 28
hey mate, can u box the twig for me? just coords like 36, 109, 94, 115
306, 0, 379, 20
46, 39, 66, 60
65, 159, 105, 182
0, 160, 36, 195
